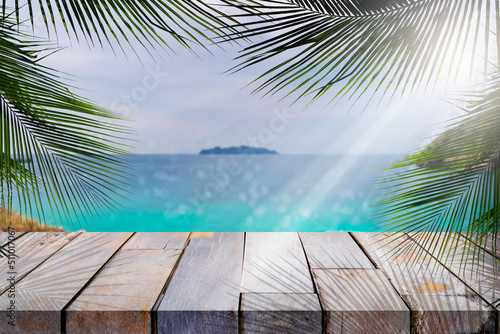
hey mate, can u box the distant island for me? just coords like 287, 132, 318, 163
199, 145, 279, 155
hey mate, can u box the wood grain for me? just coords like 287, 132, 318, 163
157, 232, 244, 334
190, 232, 214, 239
299, 232, 374, 269
0, 232, 80, 294
0, 232, 132, 334
314, 268, 409, 334
0, 231, 25, 246
353, 232, 496, 334
0, 232, 495, 333
242, 232, 314, 293
122, 232, 189, 250
461, 232, 499, 260
66, 249, 182, 334
408, 233, 499, 307
241, 293, 322, 334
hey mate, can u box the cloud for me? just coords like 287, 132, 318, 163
37, 30, 458, 155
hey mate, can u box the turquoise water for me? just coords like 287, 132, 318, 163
34, 154, 401, 231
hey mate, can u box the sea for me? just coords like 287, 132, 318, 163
27, 154, 404, 232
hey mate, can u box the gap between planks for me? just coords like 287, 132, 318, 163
0, 232, 83, 297
151, 236, 192, 334
298, 233, 319, 294
297, 233, 325, 334
348, 232, 381, 270
349, 232, 415, 334
405, 232, 498, 308
0, 231, 26, 246
61, 232, 136, 333
459, 232, 500, 261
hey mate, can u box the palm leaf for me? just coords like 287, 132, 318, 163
7, 0, 237, 55
1, 15, 132, 230
374, 72, 500, 272
222, 0, 490, 106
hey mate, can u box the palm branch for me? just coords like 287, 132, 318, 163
0, 14, 132, 230
222, 0, 491, 106
373, 72, 500, 272
1, 0, 239, 230
9, 0, 237, 55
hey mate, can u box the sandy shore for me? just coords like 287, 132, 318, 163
0, 209, 64, 232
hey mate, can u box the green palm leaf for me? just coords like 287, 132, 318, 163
374, 72, 500, 271
8, 0, 237, 55
222, 0, 490, 105
1, 14, 132, 230
0, 0, 241, 230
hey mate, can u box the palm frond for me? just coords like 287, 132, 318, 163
0, 15, 132, 230
374, 71, 500, 270
7, 0, 238, 55
222, 0, 491, 106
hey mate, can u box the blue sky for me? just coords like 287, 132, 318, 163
35, 10, 467, 155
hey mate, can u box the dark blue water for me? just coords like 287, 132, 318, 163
31, 154, 401, 231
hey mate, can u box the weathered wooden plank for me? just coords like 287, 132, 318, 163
157, 232, 244, 334
299, 232, 374, 269
0, 232, 9, 245
66, 248, 182, 334
0, 232, 80, 294
404, 293, 498, 334
484, 233, 499, 259
408, 232, 499, 307
240, 293, 322, 334
461, 232, 500, 260
479, 233, 498, 259
0, 231, 26, 264
0, 231, 25, 246
314, 268, 409, 334
0, 232, 132, 334
190, 232, 214, 239
122, 232, 189, 250
242, 232, 314, 293
353, 232, 496, 334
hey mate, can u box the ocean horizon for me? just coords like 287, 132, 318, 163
19, 154, 404, 232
